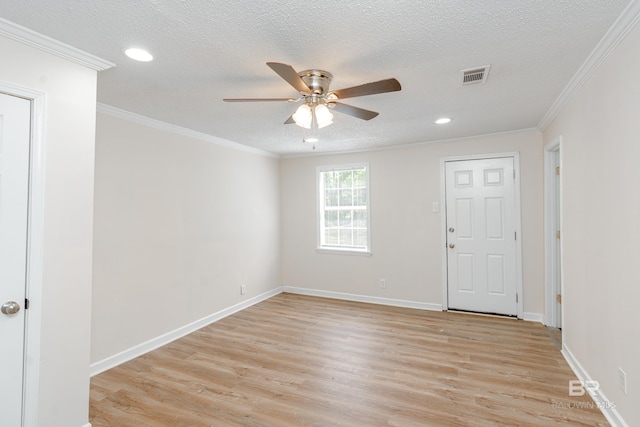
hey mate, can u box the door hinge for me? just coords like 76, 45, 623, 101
556, 294, 562, 304
556, 166, 560, 175
513, 169, 516, 179
516, 293, 519, 303
514, 231, 517, 240
556, 230, 561, 239
24, 298, 30, 310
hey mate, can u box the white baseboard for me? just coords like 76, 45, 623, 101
90, 287, 283, 376
523, 312, 544, 323
282, 286, 443, 311
562, 344, 628, 427
83, 423, 92, 427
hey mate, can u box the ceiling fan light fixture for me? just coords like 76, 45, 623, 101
314, 104, 333, 128
292, 104, 313, 129
435, 117, 451, 124
293, 102, 334, 129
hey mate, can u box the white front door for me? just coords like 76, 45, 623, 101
445, 157, 518, 316
0, 92, 31, 426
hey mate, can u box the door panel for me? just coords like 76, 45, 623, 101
487, 254, 506, 294
445, 157, 518, 316
457, 253, 475, 292
485, 198, 504, 239
0, 92, 31, 426
455, 199, 473, 238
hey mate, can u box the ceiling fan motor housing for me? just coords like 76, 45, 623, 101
298, 69, 333, 95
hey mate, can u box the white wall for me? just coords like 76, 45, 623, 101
543, 18, 640, 426
91, 113, 281, 364
281, 131, 544, 315
0, 36, 98, 426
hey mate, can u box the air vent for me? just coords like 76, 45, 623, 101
460, 65, 490, 86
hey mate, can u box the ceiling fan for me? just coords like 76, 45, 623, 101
223, 62, 401, 131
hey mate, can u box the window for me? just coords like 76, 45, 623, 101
317, 163, 370, 254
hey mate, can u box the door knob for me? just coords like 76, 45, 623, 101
1, 301, 20, 315
448, 243, 455, 249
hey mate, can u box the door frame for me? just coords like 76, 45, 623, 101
544, 137, 563, 328
439, 152, 524, 318
0, 81, 46, 426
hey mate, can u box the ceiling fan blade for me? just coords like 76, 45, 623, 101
284, 115, 295, 124
223, 98, 297, 102
330, 102, 379, 120
267, 62, 312, 94
330, 78, 401, 100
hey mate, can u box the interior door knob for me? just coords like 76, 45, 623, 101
449, 243, 455, 249
1, 301, 20, 315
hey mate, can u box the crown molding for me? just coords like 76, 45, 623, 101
0, 17, 114, 71
281, 127, 541, 159
97, 103, 279, 159
538, 0, 640, 131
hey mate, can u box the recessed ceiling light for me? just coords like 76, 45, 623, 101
435, 117, 451, 125
125, 48, 153, 62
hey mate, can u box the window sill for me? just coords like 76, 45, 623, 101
316, 247, 373, 257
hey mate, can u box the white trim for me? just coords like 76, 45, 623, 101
282, 127, 540, 159
82, 423, 92, 427
562, 344, 629, 427
0, 17, 114, 71
90, 287, 282, 376
316, 248, 372, 256
544, 137, 563, 327
439, 152, 524, 318
0, 82, 46, 427
512, 153, 524, 318
538, 1, 640, 130
282, 286, 443, 311
439, 161, 448, 312
522, 312, 544, 323
96, 103, 278, 158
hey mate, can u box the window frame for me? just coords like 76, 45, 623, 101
316, 162, 372, 256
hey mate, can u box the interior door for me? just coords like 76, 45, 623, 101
0, 92, 31, 426
445, 157, 518, 316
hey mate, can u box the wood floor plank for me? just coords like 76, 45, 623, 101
90, 293, 609, 426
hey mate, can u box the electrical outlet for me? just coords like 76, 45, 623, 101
241, 284, 246, 295
379, 279, 387, 289
618, 367, 627, 394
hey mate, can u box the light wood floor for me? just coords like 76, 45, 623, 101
90, 293, 608, 426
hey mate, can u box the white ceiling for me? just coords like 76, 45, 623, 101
0, 1, 632, 155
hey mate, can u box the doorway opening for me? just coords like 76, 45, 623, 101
544, 137, 563, 334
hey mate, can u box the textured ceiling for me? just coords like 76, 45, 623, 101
0, 1, 632, 155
